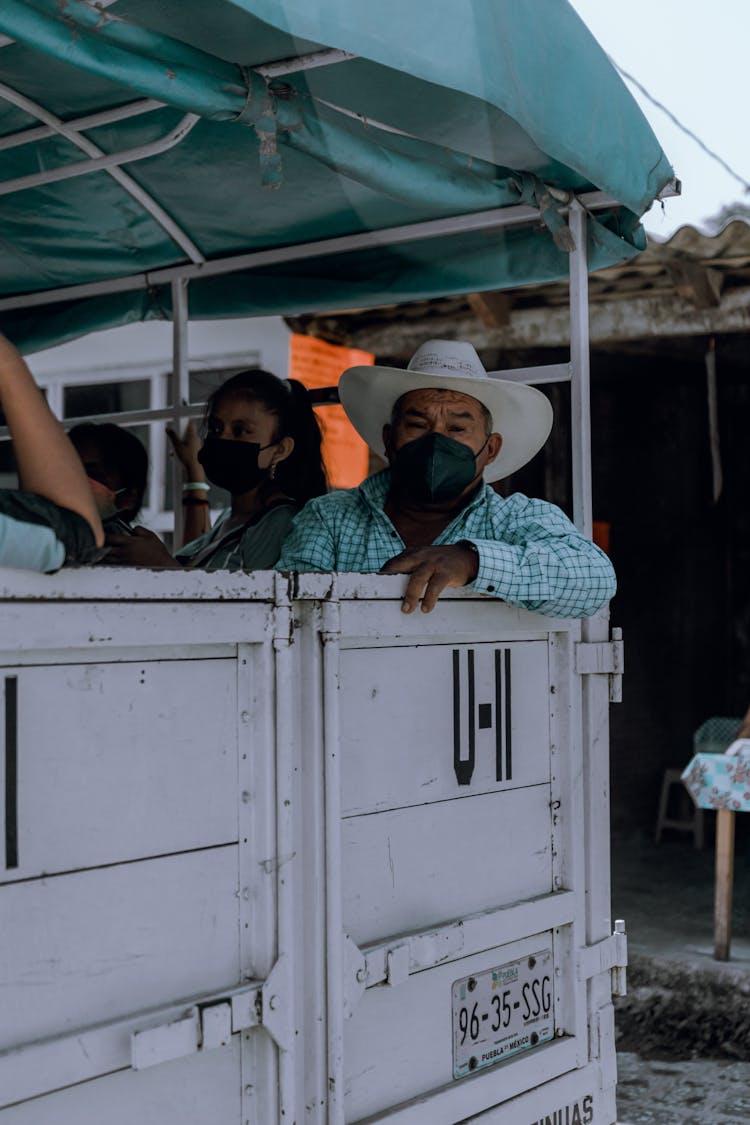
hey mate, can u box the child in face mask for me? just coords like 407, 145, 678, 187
105, 370, 327, 571
69, 423, 148, 540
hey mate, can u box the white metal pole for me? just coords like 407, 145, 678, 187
569, 204, 616, 1086
0, 83, 204, 263
568, 202, 592, 539
147, 368, 168, 529
171, 278, 190, 548
0, 110, 201, 199
273, 575, 299, 1123
239, 640, 279, 1125
321, 596, 345, 1125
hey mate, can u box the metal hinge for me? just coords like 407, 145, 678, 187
576, 919, 628, 997
343, 933, 367, 1018
131, 956, 293, 1070
575, 627, 624, 702
259, 954, 294, 1051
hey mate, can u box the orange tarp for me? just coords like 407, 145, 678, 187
289, 334, 374, 489
592, 520, 611, 555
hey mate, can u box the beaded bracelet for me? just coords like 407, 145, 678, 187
182, 496, 210, 506
182, 481, 210, 492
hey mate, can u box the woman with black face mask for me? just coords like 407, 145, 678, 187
105, 370, 326, 570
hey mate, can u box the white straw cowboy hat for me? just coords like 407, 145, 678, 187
339, 339, 553, 482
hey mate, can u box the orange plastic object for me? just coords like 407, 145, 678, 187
289, 335, 373, 489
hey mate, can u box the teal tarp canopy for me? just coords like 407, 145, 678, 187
0, 0, 673, 352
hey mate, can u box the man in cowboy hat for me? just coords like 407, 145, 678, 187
277, 339, 615, 617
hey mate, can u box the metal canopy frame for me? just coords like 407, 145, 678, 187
0, 185, 623, 541
0, 199, 602, 543
0, 46, 355, 264
0, 188, 636, 318
0, 194, 605, 540
0, 35, 676, 539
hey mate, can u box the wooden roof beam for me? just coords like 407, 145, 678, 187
467, 291, 512, 327
664, 261, 724, 308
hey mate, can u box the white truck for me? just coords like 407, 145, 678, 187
0, 563, 624, 1124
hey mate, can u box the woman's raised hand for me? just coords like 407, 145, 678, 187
166, 419, 204, 480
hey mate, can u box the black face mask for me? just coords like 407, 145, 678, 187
198, 437, 275, 494
390, 432, 486, 504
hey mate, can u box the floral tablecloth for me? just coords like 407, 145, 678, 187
682, 749, 750, 812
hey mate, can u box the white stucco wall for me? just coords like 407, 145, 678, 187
27, 316, 291, 379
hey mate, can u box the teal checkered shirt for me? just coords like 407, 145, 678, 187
277, 469, 615, 619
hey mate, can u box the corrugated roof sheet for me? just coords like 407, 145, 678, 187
291, 220, 750, 348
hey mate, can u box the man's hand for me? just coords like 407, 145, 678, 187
380, 543, 479, 614
103, 527, 180, 568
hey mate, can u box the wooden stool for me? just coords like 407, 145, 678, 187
654, 768, 704, 849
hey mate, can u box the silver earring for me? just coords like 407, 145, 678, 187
269, 463, 277, 480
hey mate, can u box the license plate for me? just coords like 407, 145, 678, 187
452, 949, 555, 1079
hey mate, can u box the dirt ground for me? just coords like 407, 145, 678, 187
616, 1053, 750, 1125
611, 833, 750, 1124
615, 957, 750, 1061
615, 961, 750, 1125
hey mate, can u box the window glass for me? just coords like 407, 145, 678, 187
164, 366, 243, 409
63, 379, 150, 418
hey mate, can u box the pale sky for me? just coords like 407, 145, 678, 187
569, 0, 748, 237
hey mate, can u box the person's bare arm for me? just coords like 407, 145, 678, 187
0, 335, 104, 546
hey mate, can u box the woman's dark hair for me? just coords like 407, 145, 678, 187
206, 369, 327, 505
68, 422, 149, 519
